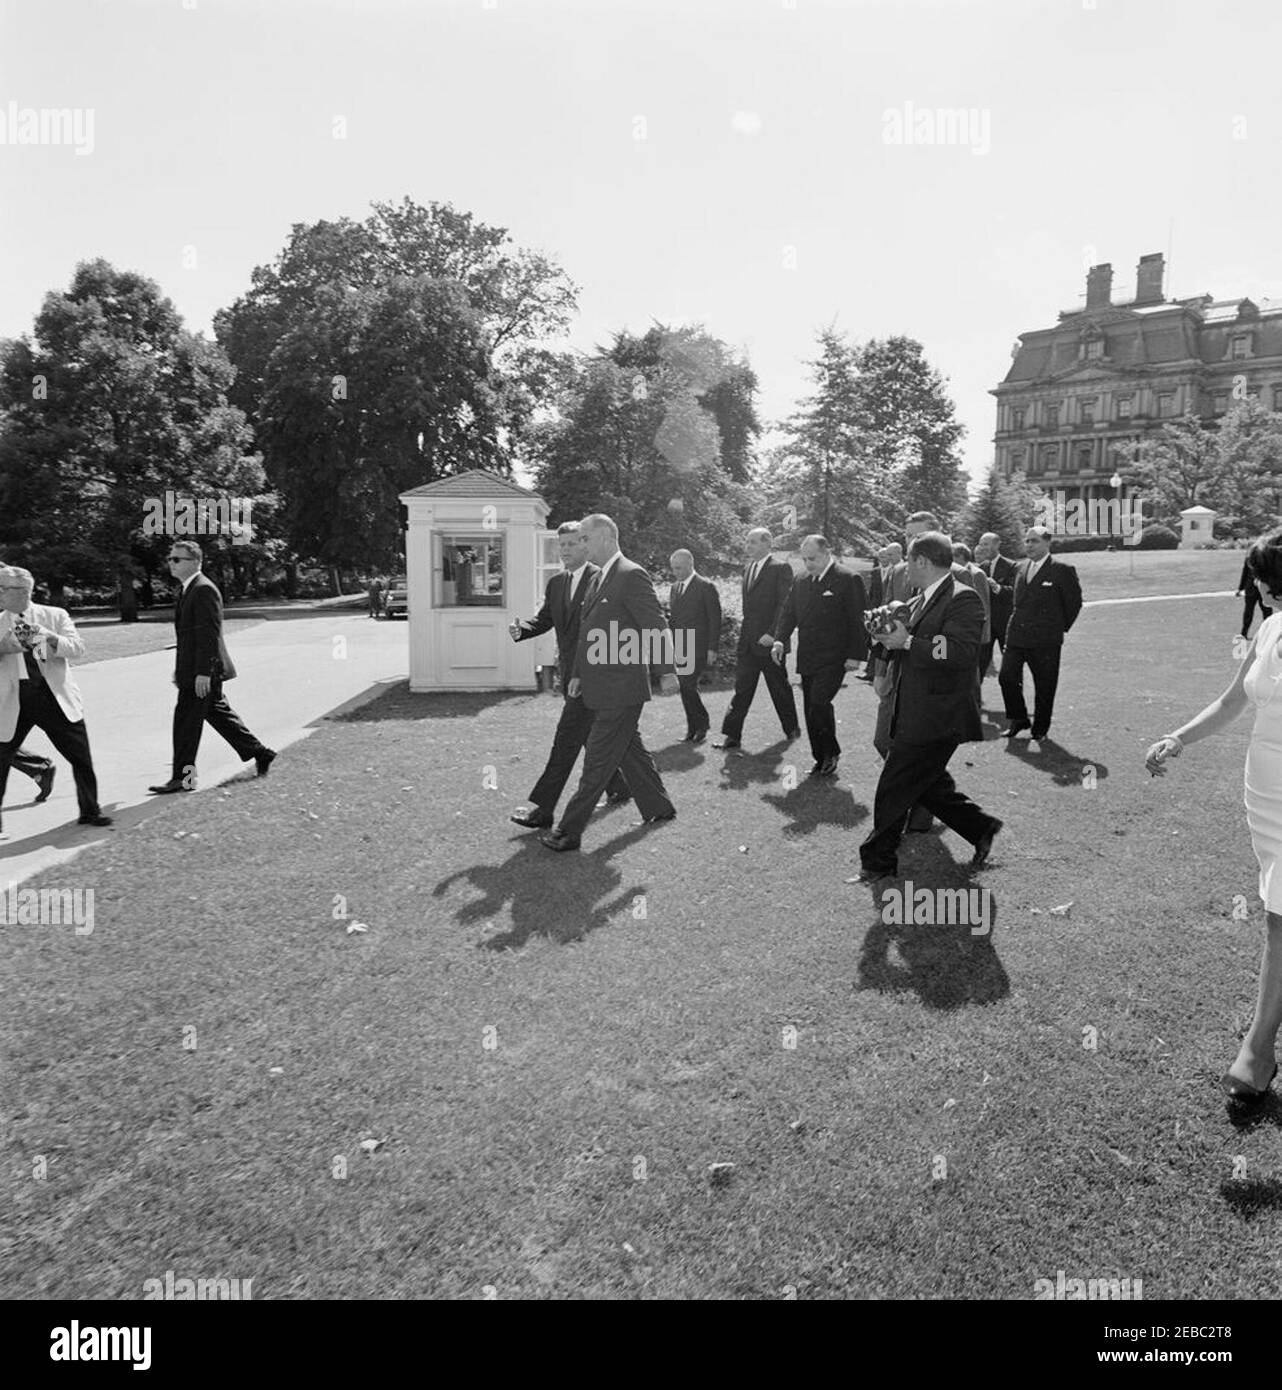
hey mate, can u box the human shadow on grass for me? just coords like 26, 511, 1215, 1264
1222, 1092, 1282, 1133
1219, 1175, 1282, 1215
336, 684, 529, 722
1005, 736, 1110, 788
853, 864, 1010, 1010
433, 824, 652, 949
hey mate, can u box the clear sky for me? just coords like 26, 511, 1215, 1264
2, 0, 1280, 490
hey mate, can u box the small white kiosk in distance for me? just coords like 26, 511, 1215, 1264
1178, 505, 1216, 549
400, 470, 560, 691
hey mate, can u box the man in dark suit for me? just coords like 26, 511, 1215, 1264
0, 553, 55, 804
998, 526, 1083, 745
541, 514, 676, 851
509, 521, 628, 828
148, 541, 275, 794
857, 532, 1002, 881
771, 534, 868, 778
667, 549, 722, 743
974, 532, 1016, 679
714, 528, 799, 749
1237, 556, 1272, 638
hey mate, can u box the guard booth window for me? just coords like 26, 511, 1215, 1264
433, 534, 504, 607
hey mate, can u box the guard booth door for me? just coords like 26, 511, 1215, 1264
534, 529, 561, 686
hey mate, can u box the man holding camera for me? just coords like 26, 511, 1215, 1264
0, 565, 112, 839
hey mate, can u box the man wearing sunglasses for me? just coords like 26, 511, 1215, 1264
148, 541, 275, 795
0, 566, 112, 839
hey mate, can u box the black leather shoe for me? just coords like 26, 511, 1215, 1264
806, 760, 825, 778
853, 866, 896, 884
641, 808, 676, 823
999, 724, 1030, 739
35, 766, 55, 803
605, 790, 632, 805
540, 829, 580, 852
148, 781, 192, 795
511, 808, 553, 829
77, 813, 113, 827
255, 748, 277, 777
782, 727, 801, 740
690, 729, 708, 745
712, 737, 741, 750
1221, 1061, 1278, 1104
970, 820, 1003, 867
818, 757, 839, 777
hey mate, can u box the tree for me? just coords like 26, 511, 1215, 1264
0, 260, 264, 620
529, 325, 754, 571
1131, 409, 1238, 524
958, 464, 1029, 555
256, 277, 502, 579
215, 197, 578, 479
852, 335, 968, 523
764, 327, 895, 553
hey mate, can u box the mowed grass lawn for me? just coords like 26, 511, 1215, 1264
4, 592, 1282, 1299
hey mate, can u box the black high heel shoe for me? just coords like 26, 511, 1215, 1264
1220, 1061, 1278, 1105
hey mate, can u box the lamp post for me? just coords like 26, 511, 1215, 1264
1109, 468, 1135, 577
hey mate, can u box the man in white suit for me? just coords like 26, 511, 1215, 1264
0, 566, 112, 839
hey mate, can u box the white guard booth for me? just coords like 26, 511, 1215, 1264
400, 469, 559, 691
1178, 505, 1216, 549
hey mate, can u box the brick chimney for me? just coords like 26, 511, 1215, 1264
1086, 263, 1113, 309
1135, 252, 1165, 305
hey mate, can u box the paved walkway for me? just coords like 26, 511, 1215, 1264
0, 614, 407, 887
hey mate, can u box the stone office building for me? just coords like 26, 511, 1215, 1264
992, 252, 1282, 511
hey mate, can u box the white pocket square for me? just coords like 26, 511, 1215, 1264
821, 591, 834, 598
1040, 580, 1053, 586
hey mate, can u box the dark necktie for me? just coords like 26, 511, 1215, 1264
22, 646, 45, 686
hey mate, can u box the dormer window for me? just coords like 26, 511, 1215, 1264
1231, 334, 1252, 359
1085, 339, 1104, 359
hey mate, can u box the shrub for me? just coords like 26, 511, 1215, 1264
1137, 524, 1180, 550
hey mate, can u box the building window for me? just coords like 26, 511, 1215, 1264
1040, 444, 1058, 473
1012, 406, 1025, 430
1010, 448, 1026, 474
1085, 338, 1104, 359
1080, 398, 1096, 425
1231, 335, 1251, 359
1073, 445, 1092, 474
1045, 403, 1060, 428
1273, 385, 1282, 411
1116, 396, 1133, 419
1213, 392, 1229, 416
1158, 392, 1176, 417
433, 534, 505, 608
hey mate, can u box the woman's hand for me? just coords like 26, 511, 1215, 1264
1145, 736, 1183, 777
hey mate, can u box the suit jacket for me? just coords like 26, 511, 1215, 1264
738, 556, 794, 653
870, 560, 918, 666
951, 561, 992, 647
1005, 557, 1083, 648
866, 565, 887, 610
982, 555, 1017, 641
514, 563, 595, 681
174, 572, 237, 687
774, 563, 869, 675
889, 576, 984, 745
571, 554, 669, 710
667, 573, 721, 675
0, 604, 87, 741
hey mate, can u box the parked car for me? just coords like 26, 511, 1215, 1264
383, 575, 409, 618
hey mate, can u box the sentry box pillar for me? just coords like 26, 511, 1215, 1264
399, 470, 555, 691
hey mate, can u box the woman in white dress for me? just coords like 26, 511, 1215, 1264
1146, 535, 1282, 1106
